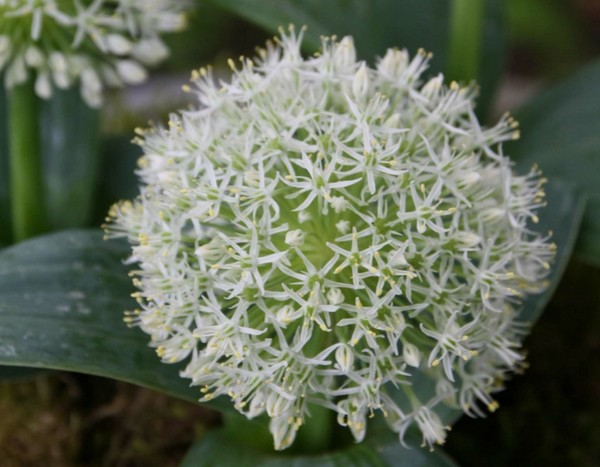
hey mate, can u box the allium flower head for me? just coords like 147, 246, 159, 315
107, 28, 555, 450
0, 0, 187, 106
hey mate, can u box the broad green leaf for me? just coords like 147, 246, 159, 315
469, 0, 507, 118
0, 86, 42, 376
180, 429, 458, 467
0, 83, 10, 245
40, 88, 100, 230
0, 230, 229, 412
509, 59, 600, 265
209, 0, 505, 119
164, 3, 266, 70
373, 436, 459, 467
93, 135, 142, 224
517, 180, 585, 322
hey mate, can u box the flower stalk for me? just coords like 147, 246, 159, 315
8, 80, 45, 241
447, 0, 485, 82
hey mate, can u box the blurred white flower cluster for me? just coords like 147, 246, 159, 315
107, 28, 555, 450
0, 0, 187, 106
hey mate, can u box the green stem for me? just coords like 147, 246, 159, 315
447, 0, 486, 82
0, 87, 11, 246
8, 80, 46, 241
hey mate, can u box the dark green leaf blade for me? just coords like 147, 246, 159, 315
209, 0, 505, 118
210, 0, 449, 61
509, 59, 600, 265
180, 429, 458, 467
40, 89, 100, 230
373, 438, 459, 467
92, 135, 142, 225
517, 179, 585, 322
0, 230, 229, 412
0, 82, 10, 245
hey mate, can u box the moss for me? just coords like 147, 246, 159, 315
0, 374, 220, 466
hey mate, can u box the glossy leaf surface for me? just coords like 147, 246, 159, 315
40, 88, 100, 230
0, 230, 228, 412
210, 0, 505, 117
180, 429, 458, 467
510, 59, 600, 264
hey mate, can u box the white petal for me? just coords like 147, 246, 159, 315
116, 60, 147, 84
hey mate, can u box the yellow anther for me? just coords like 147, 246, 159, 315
138, 233, 149, 245
488, 401, 500, 412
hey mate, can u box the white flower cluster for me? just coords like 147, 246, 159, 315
107, 29, 555, 450
0, 0, 187, 107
